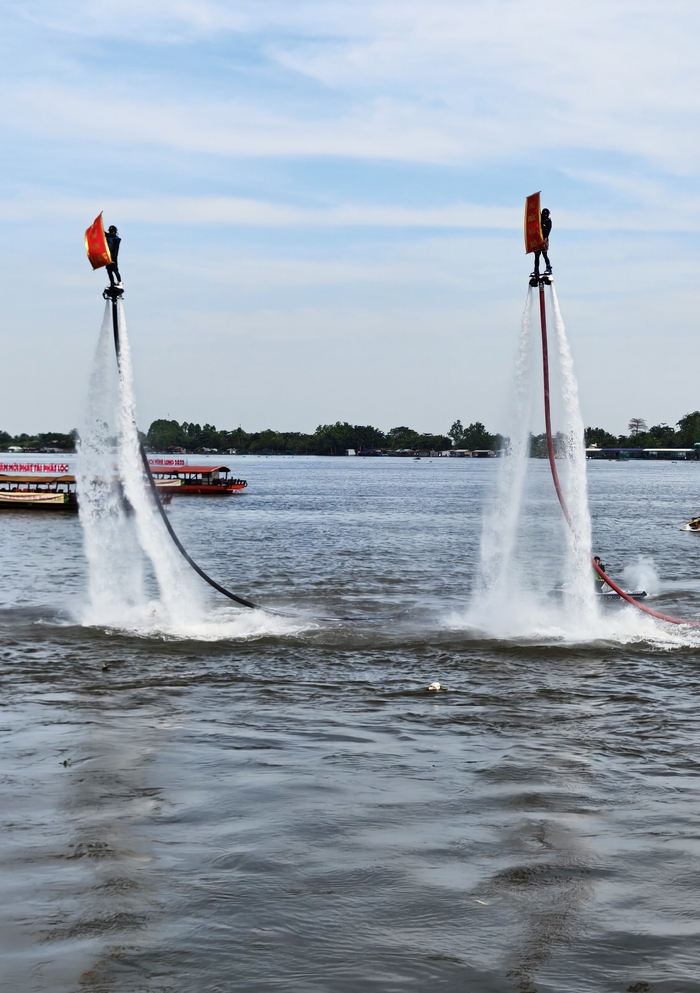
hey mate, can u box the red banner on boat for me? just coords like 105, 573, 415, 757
524, 192, 544, 254
0, 462, 69, 473
84, 212, 112, 270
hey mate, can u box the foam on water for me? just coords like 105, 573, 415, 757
97, 604, 310, 642
77, 303, 307, 640
449, 597, 700, 648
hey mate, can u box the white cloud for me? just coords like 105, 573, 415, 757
3, 193, 700, 233
1, 83, 467, 162
12, 0, 247, 41
0, 192, 517, 228
3, 0, 700, 437
6, 2, 700, 170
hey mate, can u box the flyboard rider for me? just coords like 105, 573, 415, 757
84, 213, 124, 294
531, 208, 552, 280
105, 225, 122, 288
524, 194, 552, 286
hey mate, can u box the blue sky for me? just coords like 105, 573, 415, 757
2, 0, 700, 436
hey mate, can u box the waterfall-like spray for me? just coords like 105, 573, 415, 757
465, 280, 699, 641
467, 285, 598, 638
77, 303, 202, 628
77, 305, 146, 626
113, 301, 205, 626
471, 289, 537, 627
549, 286, 597, 621
77, 302, 301, 639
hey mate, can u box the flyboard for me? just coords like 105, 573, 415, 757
525, 193, 698, 627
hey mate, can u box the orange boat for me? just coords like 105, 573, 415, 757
149, 465, 247, 496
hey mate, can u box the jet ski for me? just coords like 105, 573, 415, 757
684, 517, 700, 532
596, 588, 647, 602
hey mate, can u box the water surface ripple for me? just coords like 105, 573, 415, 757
2, 457, 700, 992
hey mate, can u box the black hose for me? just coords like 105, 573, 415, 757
106, 289, 261, 611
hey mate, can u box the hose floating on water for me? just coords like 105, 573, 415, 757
105, 288, 261, 611
536, 280, 698, 627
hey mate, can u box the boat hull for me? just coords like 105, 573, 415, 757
0, 491, 77, 511
155, 483, 247, 496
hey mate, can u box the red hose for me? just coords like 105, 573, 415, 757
537, 282, 698, 627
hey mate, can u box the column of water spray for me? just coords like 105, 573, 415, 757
113, 300, 205, 627
77, 306, 146, 626
549, 286, 597, 620
470, 289, 538, 628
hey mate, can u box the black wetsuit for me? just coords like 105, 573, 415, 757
534, 212, 552, 275
106, 232, 121, 285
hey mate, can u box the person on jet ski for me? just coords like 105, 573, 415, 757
105, 225, 122, 287
533, 208, 552, 278
593, 556, 607, 591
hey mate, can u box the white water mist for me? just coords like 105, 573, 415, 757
113, 301, 205, 626
77, 304, 147, 625
469, 289, 541, 630
549, 286, 597, 622
77, 302, 301, 640
76, 301, 204, 628
467, 284, 599, 639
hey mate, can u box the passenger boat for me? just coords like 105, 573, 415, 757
149, 465, 247, 496
0, 473, 78, 511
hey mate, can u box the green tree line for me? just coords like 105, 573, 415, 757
7, 412, 699, 457
583, 411, 700, 451
143, 418, 502, 455
527, 412, 700, 457
0, 430, 77, 452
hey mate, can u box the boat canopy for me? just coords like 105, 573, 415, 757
0, 474, 76, 484
149, 465, 230, 475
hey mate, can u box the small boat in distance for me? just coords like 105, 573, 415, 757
149, 464, 247, 496
0, 473, 78, 511
684, 517, 700, 532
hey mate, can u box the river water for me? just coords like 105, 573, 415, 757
2, 455, 700, 992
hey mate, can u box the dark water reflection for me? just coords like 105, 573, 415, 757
2, 457, 700, 992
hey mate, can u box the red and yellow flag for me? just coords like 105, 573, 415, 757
524, 192, 544, 254
84, 213, 112, 269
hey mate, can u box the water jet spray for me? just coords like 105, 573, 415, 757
86, 215, 262, 613
526, 195, 697, 627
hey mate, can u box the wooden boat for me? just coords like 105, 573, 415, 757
149, 464, 247, 496
0, 473, 78, 511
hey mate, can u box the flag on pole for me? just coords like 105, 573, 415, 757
524, 192, 544, 254
84, 212, 112, 269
